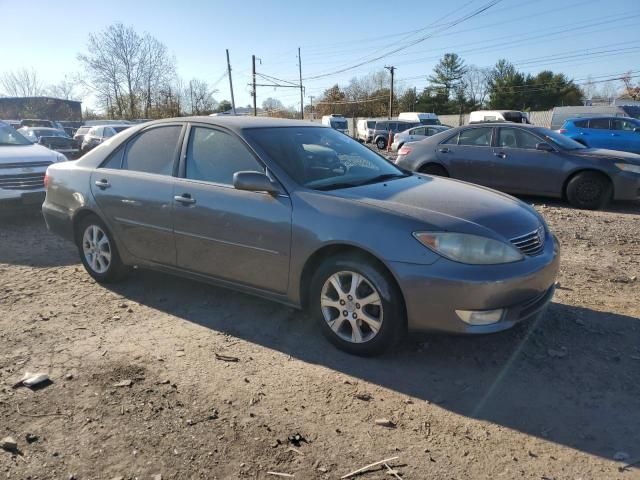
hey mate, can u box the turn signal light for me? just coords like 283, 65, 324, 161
398, 146, 412, 156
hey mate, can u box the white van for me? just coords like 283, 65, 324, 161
398, 112, 441, 126
468, 110, 530, 124
356, 119, 377, 142
321, 114, 349, 134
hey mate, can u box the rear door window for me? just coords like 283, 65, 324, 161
497, 128, 540, 149
123, 125, 182, 175
588, 118, 610, 129
458, 127, 493, 146
573, 120, 588, 128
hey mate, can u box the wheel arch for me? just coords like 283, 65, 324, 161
299, 243, 407, 322
417, 161, 449, 176
562, 168, 613, 200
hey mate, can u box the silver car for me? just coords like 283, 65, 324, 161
391, 125, 450, 151
0, 122, 67, 211
43, 117, 560, 355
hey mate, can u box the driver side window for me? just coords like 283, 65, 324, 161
185, 127, 264, 185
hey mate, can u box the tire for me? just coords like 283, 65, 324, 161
309, 255, 405, 356
76, 214, 129, 283
565, 171, 612, 210
376, 137, 387, 150
419, 163, 449, 177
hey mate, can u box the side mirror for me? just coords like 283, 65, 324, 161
233, 171, 280, 195
535, 142, 554, 152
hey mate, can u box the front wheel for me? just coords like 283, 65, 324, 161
310, 256, 405, 356
76, 215, 129, 283
565, 171, 612, 210
376, 137, 387, 150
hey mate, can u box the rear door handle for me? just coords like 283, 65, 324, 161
494, 152, 506, 159
94, 179, 110, 189
439, 147, 450, 153
174, 193, 196, 205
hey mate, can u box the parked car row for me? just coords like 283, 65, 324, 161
559, 116, 640, 154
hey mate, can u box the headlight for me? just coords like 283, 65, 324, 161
413, 232, 524, 265
615, 162, 640, 174
55, 152, 67, 162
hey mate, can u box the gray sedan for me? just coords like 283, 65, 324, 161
43, 117, 559, 355
395, 123, 640, 209
391, 124, 450, 151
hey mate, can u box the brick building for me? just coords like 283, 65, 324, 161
0, 96, 82, 121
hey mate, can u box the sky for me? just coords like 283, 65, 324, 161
1, 0, 639, 112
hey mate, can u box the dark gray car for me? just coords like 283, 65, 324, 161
43, 117, 559, 355
395, 123, 640, 209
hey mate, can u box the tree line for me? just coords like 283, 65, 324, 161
313, 52, 617, 118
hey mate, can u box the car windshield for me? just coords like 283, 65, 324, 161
0, 125, 32, 146
246, 126, 408, 190
330, 120, 347, 130
35, 129, 66, 138
541, 128, 587, 150
419, 119, 441, 125
113, 126, 129, 133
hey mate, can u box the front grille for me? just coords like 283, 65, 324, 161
0, 173, 46, 190
510, 226, 545, 256
0, 161, 52, 169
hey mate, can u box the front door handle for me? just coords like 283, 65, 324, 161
439, 147, 450, 153
94, 179, 110, 189
174, 193, 196, 205
494, 152, 506, 159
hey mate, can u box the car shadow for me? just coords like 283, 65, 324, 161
106, 268, 640, 462
0, 211, 78, 267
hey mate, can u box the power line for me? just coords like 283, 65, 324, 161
302, 0, 503, 80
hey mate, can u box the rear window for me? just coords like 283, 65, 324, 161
573, 120, 588, 128
458, 127, 493, 146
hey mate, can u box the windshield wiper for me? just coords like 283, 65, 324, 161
314, 182, 360, 191
355, 173, 408, 186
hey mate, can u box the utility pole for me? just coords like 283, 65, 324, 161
308, 95, 314, 119
226, 49, 236, 115
298, 47, 304, 120
384, 65, 396, 119
252, 54, 257, 116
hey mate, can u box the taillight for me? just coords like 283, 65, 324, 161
558, 129, 567, 134
44, 170, 50, 189
398, 146, 412, 156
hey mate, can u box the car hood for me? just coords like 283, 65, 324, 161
0, 144, 59, 165
330, 175, 543, 241
571, 148, 640, 164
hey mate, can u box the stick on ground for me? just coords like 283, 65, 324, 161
341, 456, 399, 479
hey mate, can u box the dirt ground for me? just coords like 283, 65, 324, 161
1, 199, 639, 480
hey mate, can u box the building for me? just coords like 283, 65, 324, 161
0, 96, 82, 121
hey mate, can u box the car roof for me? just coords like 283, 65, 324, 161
566, 116, 637, 122
148, 116, 326, 132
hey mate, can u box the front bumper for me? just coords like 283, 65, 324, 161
390, 233, 560, 334
612, 171, 640, 201
0, 188, 46, 210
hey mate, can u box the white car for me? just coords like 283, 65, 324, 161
0, 122, 67, 211
391, 125, 450, 151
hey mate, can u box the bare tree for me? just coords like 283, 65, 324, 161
462, 65, 491, 108
581, 75, 596, 102
186, 79, 217, 115
597, 81, 619, 104
48, 75, 82, 100
0, 68, 45, 97
262, 97, 285, 112
621, 71, 640, 101
78, 23, 170, 119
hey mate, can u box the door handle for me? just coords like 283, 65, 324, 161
611, 133, 619, 136
494, 152, 506, 159
439, 147, 450, 153
94, 179, 110, 189
174, 193, 196, 205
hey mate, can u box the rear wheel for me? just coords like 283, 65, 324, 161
419, 163, 449, 177
376, 137, 387, 150
310, 255, 405, 356
76, 215, 129, 283
565, 171, 612, 210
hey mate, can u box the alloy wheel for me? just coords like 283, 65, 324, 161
320, 271, 383, 343
82, 225, 112, 274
